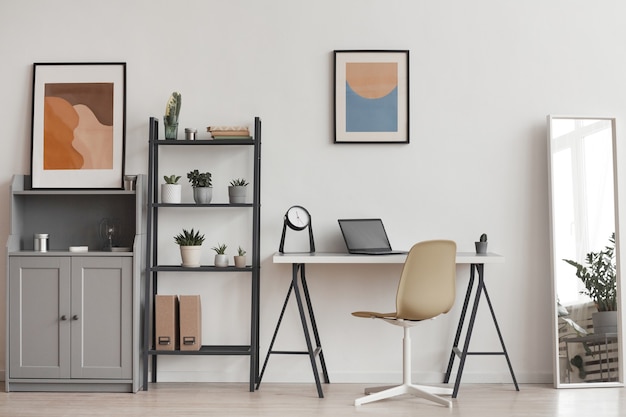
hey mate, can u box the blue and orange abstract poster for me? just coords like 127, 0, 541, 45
345, 62, 398, 133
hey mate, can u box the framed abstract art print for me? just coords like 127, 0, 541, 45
30, 62, 126, 189
334, 50, 409, 144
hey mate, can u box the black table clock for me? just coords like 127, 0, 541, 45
279, 205, 315, 253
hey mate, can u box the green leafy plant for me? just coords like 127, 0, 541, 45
479, 233, 487, 242
164, 91, 182, 124
237, 246, 246, 256
230, 178, 249, 187
563, 233, 617, 312
212, 243, 227, 254
163, 175, 181, 184
174, 228, 205, 246
187, 170, 212, 188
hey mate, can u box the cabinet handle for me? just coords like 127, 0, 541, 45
72, 315, 79, 321
60, 315, 67, 321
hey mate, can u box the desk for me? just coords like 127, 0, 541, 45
257, 252, 519, 398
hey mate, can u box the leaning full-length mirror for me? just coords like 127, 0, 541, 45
548, 116, 622, 387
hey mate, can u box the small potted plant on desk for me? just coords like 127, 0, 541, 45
564, 233, 617, 335
228, 178, 249, 204
475, 233, 488, 254
187, 169, 212, 204
175, 228, 205, 268
161, 174, 182, 204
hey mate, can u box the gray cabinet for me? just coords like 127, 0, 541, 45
5, 175, 146, 392
9, 256, 132, 380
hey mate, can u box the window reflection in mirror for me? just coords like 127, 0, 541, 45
548, 116, 622, 387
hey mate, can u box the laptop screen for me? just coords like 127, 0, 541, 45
338, 219, 393, 251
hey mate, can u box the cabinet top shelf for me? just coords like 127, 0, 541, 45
11, 175, 141, 195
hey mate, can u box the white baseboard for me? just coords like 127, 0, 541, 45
149, 370, 551, 385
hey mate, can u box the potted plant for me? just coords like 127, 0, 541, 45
161, 174, 182, 204
187, 169, 212, 204
228, 178, 249, 204
174, 228, 205, 268
212, 243, 228, 267
164, 91, 181, 140
564, 233, 617, 334
234, 246, 247, 268
475, 233, 488, 254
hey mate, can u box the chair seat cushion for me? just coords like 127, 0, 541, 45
352, 311, 397, 319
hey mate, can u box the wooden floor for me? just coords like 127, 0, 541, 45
1, 383, 625, 416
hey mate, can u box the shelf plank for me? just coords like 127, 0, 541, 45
149, 345, 252, 356
151, 139, 254, 146
150, 265, 252, 272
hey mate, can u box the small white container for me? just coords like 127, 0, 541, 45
34, 233, 49, 252
184, 128, 197, 140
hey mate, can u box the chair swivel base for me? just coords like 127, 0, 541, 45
355, 383, 453, 407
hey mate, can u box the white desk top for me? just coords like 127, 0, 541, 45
272, 252, 504, 264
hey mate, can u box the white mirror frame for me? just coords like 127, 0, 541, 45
547, 115, 623, 388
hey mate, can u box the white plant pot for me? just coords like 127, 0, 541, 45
214, 254, 228, 267
193, 187, 213, 204
161, 183, 182, 204
180, 245, 202, 267
234, 255, 246, 268
228, 186, 247, 204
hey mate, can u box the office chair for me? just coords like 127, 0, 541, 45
352, 239, 457, 407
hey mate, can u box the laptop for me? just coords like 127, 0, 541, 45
338, 219, 407, 255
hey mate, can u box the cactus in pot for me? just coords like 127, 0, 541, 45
164, 91, 182, 139
475, 233, 488, 254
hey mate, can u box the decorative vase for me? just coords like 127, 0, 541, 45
193, 187, 212, 204
164, 117, 178, 140
161, 184, 182, 204
475, 242, 487, 254
228, 185, 247, 204
234, 255, 246, 268
180, 246, 202, 267
592, 311, 618, 335
214, 254, 228, 267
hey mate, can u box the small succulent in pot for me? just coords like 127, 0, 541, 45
175, 228, 204, 268
234, 246, 247, 268
212, 243, 228, 267
228, 178, 248, 204
162, 175, 183, 203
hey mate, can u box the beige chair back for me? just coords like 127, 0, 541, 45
396, 240, 456, 320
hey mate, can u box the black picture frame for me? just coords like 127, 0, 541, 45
334, 50, 409, 144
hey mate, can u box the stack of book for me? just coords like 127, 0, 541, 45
207, 126, 252, 139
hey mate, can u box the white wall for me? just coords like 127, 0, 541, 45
1, 0, 626, 385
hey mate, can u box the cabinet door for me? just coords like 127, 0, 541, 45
70, 257, 133, 379
9, 257, 71, 379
